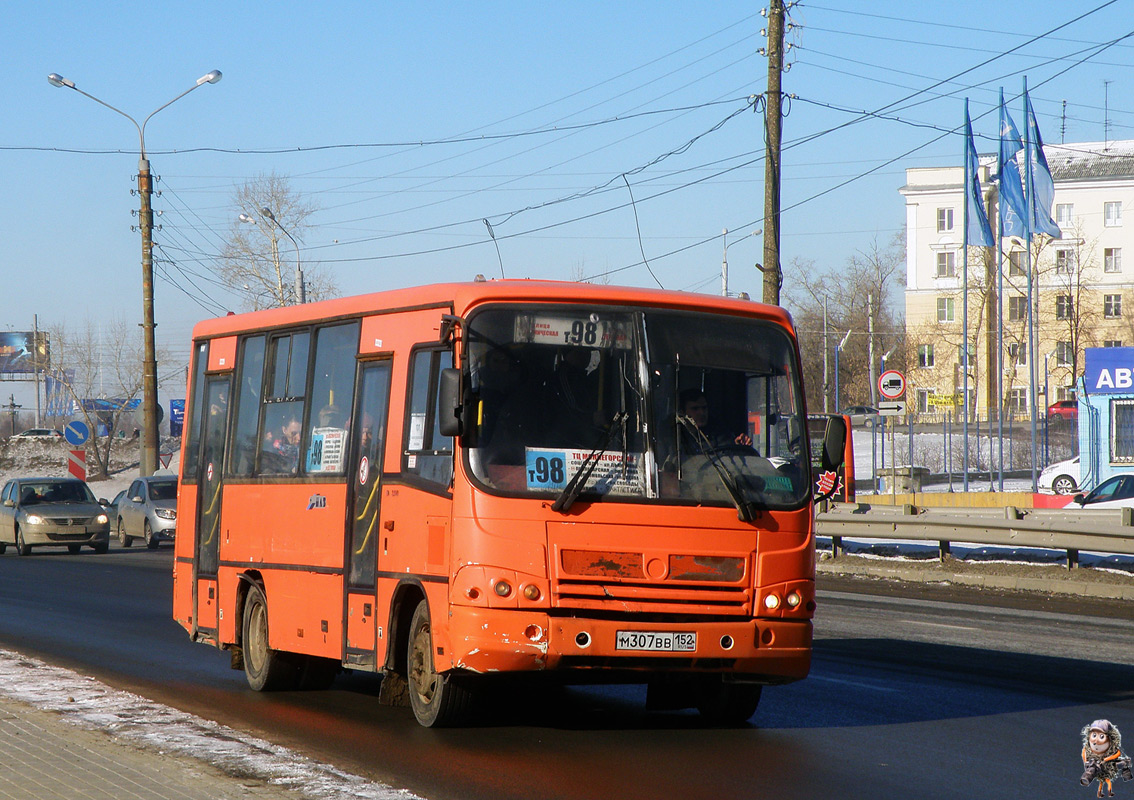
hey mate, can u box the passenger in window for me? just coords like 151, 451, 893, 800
317, 403, 344, 429
541, 347, 607, 447
268, 416, 302, 471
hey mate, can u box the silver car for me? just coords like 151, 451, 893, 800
0, 477, 110, 555
116, 476, 177, 549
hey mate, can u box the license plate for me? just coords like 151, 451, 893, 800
615, 631, 696, 652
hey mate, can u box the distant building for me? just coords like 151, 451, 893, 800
900, 140, 1134, 419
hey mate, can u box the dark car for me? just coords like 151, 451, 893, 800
0, 477, 110, 555
1047, 399, 1078, 423
116, 476, 177, 549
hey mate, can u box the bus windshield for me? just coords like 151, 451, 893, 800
465, 304, 809, 511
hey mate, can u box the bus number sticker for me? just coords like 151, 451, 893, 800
525, 449, 644, 495
307, 427, 347, 473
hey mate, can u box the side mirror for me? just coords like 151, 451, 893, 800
2, 499, 12, 508
815, 415, 848, 502
438, 367, 462, 438
1072, 492, 1086, 505
98, 498, 109, 506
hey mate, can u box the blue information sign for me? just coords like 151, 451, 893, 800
64, 420, 90, 447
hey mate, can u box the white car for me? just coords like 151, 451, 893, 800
1038, 456, 1080, 495
1068, 472, 1134, 509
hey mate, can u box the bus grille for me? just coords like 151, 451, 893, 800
553, 549, 752, 615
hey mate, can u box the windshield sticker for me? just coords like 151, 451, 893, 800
408, 413, 427, 451
517, 315, 632, 349
306, 427, 347, 473
525, 448, 644, 495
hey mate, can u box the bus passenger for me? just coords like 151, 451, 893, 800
678, 388, 753, 454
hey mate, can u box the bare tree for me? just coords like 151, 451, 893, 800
45, 318, 169, 480
784, 232, 905, 413
220, 172, 337, 310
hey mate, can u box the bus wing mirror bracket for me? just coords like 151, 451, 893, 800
438, 314, 464, 344
814, 414, 848, 502
438, 367, 462, 438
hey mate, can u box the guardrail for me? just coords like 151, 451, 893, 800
816, 503, 1134, 568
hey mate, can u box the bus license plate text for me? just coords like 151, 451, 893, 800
615, 631, 696, 652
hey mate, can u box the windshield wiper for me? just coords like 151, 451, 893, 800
552, 411, 628, 514
677, 416, 754, 522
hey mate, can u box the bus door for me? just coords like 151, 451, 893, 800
343, 361, 391, 670
193, 376, 231, 639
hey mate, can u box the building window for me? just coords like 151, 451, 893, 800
937, 297, 955, 322
1008, 251, 1025, 276
1105, 247, 1122, 273
918, 344, 934, 368
1056, 203, 1073, 226
1055, 249, 1075, 274
936, 207, 954, 232
958, 342, 976, 368
1007, 388, 1027, 414
1105, 294, 1123, 318
1055, 294, 1073, 320
1113, 400, 1134, 462
936, 251, 956, 278
1105, 340, 1124, 348
1008, 295, 1027, 322
1008, 342, 1026, 365
1056, 340, 1073, 366
917, 388, 931, 414
1105, 201, 1122, 227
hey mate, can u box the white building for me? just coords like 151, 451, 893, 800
900, 140, 1134, 419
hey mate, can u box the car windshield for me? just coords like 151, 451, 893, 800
465, 304, 810, 511
149, 480, 177, 501
20, 481, 94, 505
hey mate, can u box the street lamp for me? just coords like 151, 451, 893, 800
834, 329, 851, 412
49, 69, 222, 477
239, 209, 305, 305
721, 228, 761, 297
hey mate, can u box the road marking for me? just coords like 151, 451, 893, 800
808, 675, 899, 692
904, 620, 980, 632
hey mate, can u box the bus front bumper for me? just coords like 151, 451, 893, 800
446, 607, 811, 681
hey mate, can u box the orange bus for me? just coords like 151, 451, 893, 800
173, 280, 846, 727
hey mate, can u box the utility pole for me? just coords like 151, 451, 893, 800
6, 395, 21, 437
761, 0, 786, 305
822, 297, 830, 413
138, 155, 160, 477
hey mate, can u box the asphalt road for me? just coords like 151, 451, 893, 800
0, 546, 1130, 800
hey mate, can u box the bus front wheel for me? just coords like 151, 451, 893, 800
407, 600, 472, 727
695, 678, 762, 726
242, 584, 298, 691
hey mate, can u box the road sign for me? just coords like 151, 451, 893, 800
878, 369, 906, 400
64, 420, 90, 447
878, 401, 906, 416
67, 449, 86, 481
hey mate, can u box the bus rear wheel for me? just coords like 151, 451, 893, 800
407, 600, 472, 727
242, 584, 298, 691
694, 678, 762, 726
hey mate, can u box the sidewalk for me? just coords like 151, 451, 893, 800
0, 693, 297, 800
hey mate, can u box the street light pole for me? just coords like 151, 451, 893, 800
835, 329, 852, 412
49, 70, 222, 477
260, 208, 304, 304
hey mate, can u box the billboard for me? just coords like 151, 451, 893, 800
0, 332, 49, 375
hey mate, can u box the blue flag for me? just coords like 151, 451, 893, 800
998, 96, 1027, 240
1025, 94, 1061, 239
965, 109, 994, 247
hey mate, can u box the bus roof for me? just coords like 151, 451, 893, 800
190, 280, 796, 340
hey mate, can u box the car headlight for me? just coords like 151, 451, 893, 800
155, 508, 176, 520
95, 514, 109, 525
24, 514, 43, 525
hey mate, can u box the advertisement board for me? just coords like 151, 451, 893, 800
0, 332, 49, 375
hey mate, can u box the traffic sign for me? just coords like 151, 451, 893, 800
878, 369, 906, 400
878, 401, 906, 416
64, 420, 90, 447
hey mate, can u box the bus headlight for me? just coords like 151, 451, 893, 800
493, 580, 512, 598
785, 591, 802, 609
763, 593, 781, 610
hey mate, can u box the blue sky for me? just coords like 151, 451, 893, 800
2, 1, 1132, 406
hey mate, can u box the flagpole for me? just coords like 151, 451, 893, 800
962, 100, 971, 493
1023, 78, 1039, 493
996, 88, 1006, 492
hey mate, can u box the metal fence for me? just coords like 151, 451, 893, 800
816, 502, 1134, 568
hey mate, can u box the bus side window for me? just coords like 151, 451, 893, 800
404, 348, 453, 488
231, 336, 266, 477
